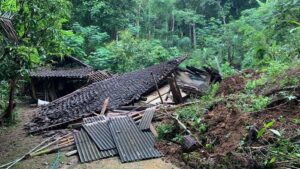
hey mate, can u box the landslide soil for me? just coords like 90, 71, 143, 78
157, 69, 300, 168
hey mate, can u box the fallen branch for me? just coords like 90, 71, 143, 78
264, 85, 299, 96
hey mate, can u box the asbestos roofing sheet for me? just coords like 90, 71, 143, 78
139, 107, 155, 130
109, 116, 161, 163
74, 129, 117, 163
83, 115, 106, 124
83, 120, 116, 150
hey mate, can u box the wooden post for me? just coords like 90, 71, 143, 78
167, 75, 183, 104
151, 72, 164, 104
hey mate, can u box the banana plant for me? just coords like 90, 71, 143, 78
0, 11, 18, 43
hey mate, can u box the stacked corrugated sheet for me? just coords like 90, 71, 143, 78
83, 118, 116, 150
109, 116, 161, 162
75, 114, 161, 163
74, 129, 118, 163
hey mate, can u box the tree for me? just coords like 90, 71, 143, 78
0, 0, 71, 120
71, 0, 136, 39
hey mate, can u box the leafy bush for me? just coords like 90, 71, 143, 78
177, 104, 204, 121
157, 123, 176, 140
220, 62, 237, 78
232, 94, 271, 113
172, 134, 184, 144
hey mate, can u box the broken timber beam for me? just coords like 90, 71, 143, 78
151, 72, 164, 104
168, 75, 183, 104
100, 98, 109, 115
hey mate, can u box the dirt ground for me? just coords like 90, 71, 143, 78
0, 104, 179, 169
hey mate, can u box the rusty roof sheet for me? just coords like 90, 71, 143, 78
109, 116, 161, 163
74, 129, 117, 163
30, 67, 93, 78
83, 120, 116, 150
27, 57, 186, 133
139, 107, 155, 131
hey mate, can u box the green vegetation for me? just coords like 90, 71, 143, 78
1, 0, 299, 116
0, 0, 299, 168
157, 123, 176, 140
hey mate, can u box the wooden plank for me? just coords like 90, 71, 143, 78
149, 124, 158, 138
100, 98, 109, 115
151, 73, 164, 104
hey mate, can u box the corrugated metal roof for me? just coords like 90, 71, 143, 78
139, 107, 155, 130
109, 116, 161, 163
83, 120, 116, 150
74, 129, 117, 163
83, 115, 106, 124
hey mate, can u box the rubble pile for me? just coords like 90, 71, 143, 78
27, 57, 186, 133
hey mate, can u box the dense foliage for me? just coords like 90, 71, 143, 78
1, 0, 299, 116
0, 0, 299, 167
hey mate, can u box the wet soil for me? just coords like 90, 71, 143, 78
218, 69, 260, 96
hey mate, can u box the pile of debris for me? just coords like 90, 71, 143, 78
22, 56, 222, 165
26, 57, 187, 133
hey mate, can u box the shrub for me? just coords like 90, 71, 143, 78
157, 123, 176, 140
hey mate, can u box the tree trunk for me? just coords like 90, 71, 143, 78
180, 30, 183, 38
172, 13, 175, 32
31, 79, 36, 99
116, 29, 118, 41
3, 78, 17, 121
189, 24, 192, 39
192, 23, 196, 49
137, 3, 141, 37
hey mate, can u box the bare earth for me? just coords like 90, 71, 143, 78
0, 105, 178, 169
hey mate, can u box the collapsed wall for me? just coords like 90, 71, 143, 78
26, 57, 186, 133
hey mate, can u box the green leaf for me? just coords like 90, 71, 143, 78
257, 128, 266, 139
269, 157, 276, 164
265, 120, 275, 128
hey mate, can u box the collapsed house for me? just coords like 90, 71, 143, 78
23, 57, 222, 165
29, 56, 112, 101
27, 57, 187, 133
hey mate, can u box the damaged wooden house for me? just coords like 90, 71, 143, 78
26, 56, 221, 133
20, 57, 223, 166
29, 56, 113, 102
